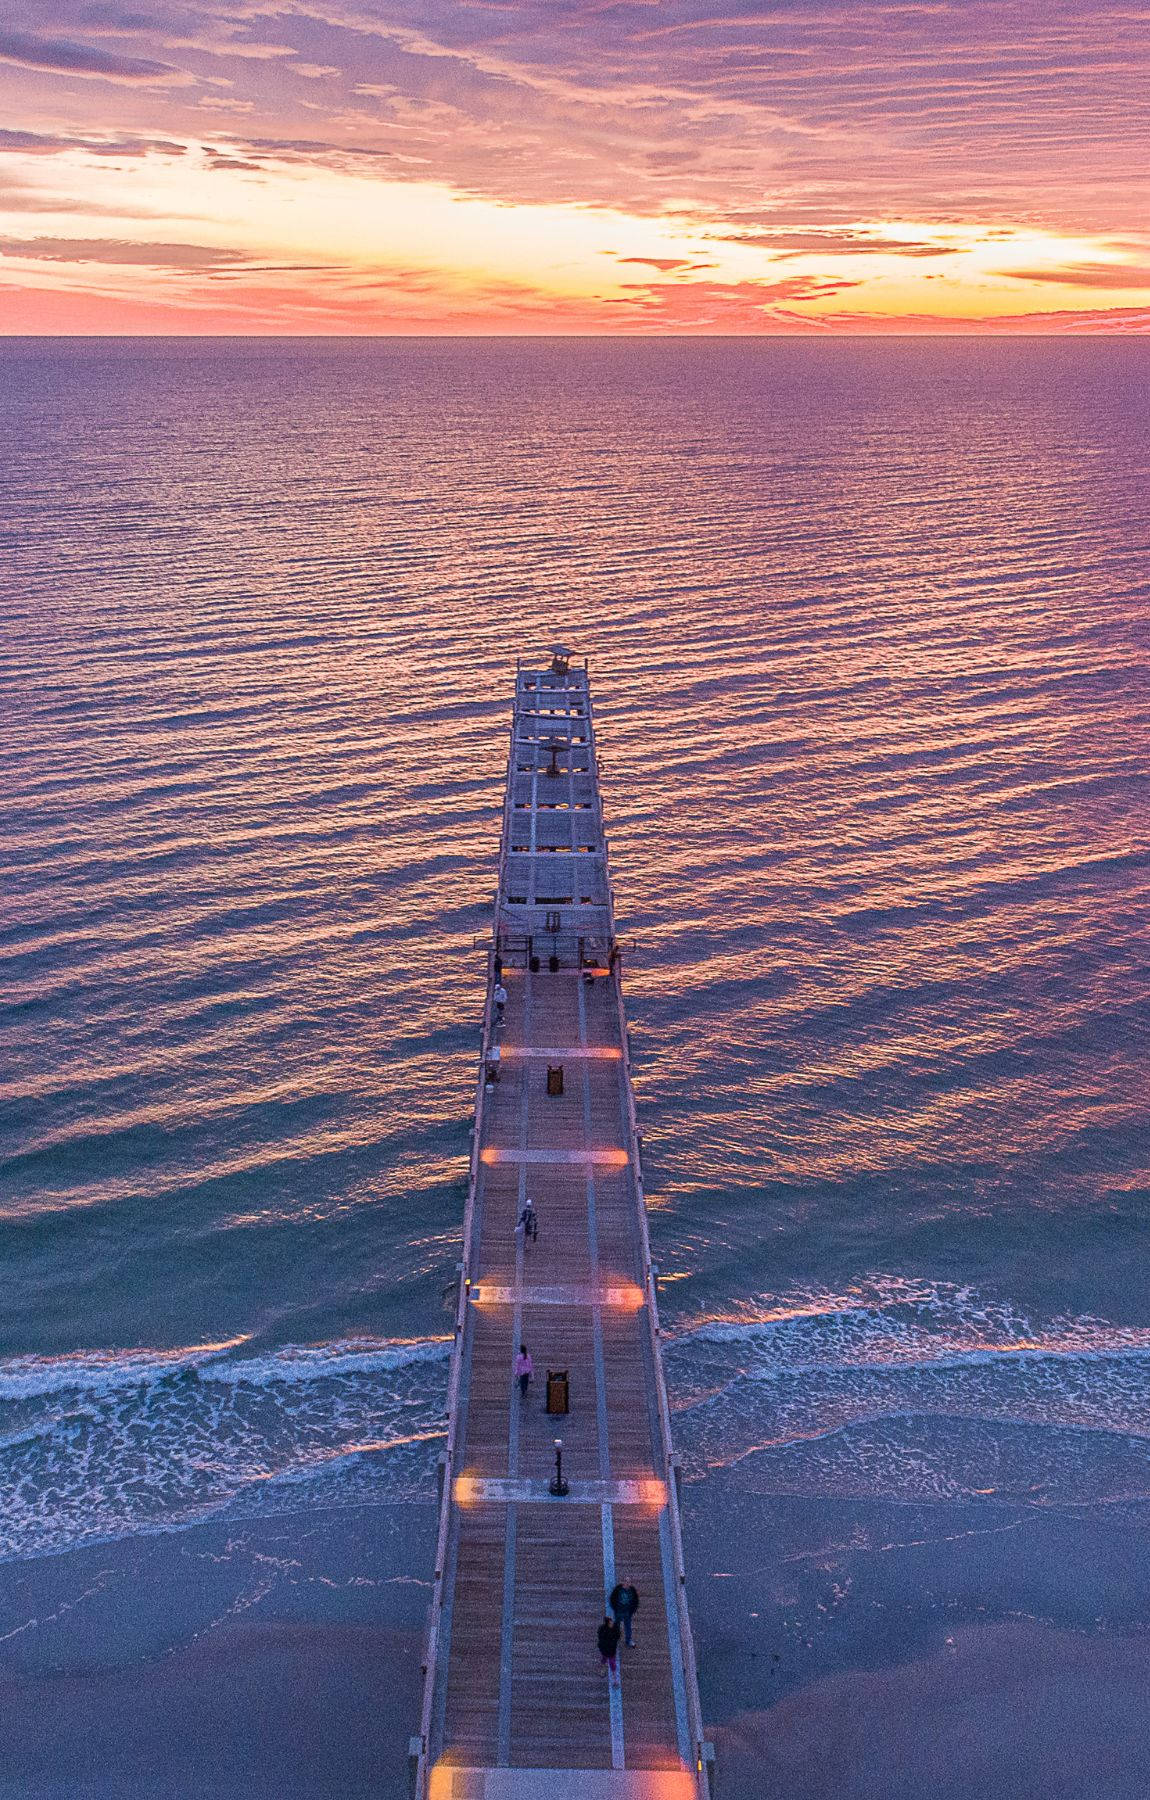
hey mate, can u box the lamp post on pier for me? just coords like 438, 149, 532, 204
550, 1436, 569, 1497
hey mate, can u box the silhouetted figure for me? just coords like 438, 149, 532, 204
597, 1614, 621, 1676
609, 1579, 640, 1647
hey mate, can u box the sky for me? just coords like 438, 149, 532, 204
0, 0, 1147, 333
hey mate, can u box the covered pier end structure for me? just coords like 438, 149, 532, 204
413, 652, 712, 1800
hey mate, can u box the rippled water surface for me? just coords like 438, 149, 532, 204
1, 336, 1148, 1571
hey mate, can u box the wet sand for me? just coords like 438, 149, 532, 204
3, 1481, 1149, 1795
685, 1476, 1150, 1799
0, 1620, 418, 1800
0, 1502, 436, 1799
712, 1622, 1150, 1800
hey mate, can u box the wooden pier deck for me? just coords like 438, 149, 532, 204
412, 655, 710, 1800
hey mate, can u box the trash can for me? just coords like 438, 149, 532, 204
546, 1064, 564, 1096
546, 1369, 569, 1415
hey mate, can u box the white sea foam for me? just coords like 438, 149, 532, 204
0, 1334, 450, 1402
0, 1334, 452, 1563
664, 1279, 1150, 1504
4, 1281, 1150, 1563
672, 1277, 1150, 1372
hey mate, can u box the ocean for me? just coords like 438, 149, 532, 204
1, 337, 1148, 1796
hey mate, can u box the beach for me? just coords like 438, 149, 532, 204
4, 1482, 1149, 1796
0, 1502, 435, 1798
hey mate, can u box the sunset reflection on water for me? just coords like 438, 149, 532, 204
0, 334, 1147, 1559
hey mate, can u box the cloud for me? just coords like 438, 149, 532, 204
726, 229, 956, 257
614, 255, 698, 271
0, 128, 187, 158
606, 271, 865, 328
0, 0, 1147, 332
0, 29, 193, 86
1000, 261, 1150, 289
202, 151, 264, 170
0, 236, 249, 268
160, 33, 299, 63
222, 0, 1146, 227
242, 135, 394, 163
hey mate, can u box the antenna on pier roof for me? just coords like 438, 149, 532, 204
550, 643, 571, 675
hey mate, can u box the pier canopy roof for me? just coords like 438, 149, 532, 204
497, 662, 612, 967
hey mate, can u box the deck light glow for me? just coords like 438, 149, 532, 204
638, 1477, 670, 1510
430, 1761, 698, 1798
467, 1281, 645, 1309
479, 1146, 629, 1167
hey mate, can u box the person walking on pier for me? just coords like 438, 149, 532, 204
609, 1578, 640, 1647
597, 1613, 621, 1678
493, 980, 508, 1024
517, 1198, 538, 1246
515, 1344, 533, 1399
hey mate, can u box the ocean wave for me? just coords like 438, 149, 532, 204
670, 1277, 1150, 1371
663, 1279, 1150, 1503
2, 342, 1148, 1558
0, 1335, 451, 1564
6, 1280, 1150, 1564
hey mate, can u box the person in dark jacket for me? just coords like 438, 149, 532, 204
517, 1199, 538, 1245
597, 1613, 621, 1675
609, 1578, 640, 1647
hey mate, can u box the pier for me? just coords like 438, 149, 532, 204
412, 653, 711, 1799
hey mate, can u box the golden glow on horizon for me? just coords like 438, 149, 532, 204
0, 0, 1146, 335
1, 141, 1147, 332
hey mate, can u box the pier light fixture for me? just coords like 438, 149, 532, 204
452, 1473, 482, 1508
549, 1437, 569, 1497
480, 1146, 628, 1168
637, 1477, 669, 1510
604, 1280, 646, 1312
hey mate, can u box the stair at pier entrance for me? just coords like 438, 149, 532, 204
413, 653, 711, 1800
